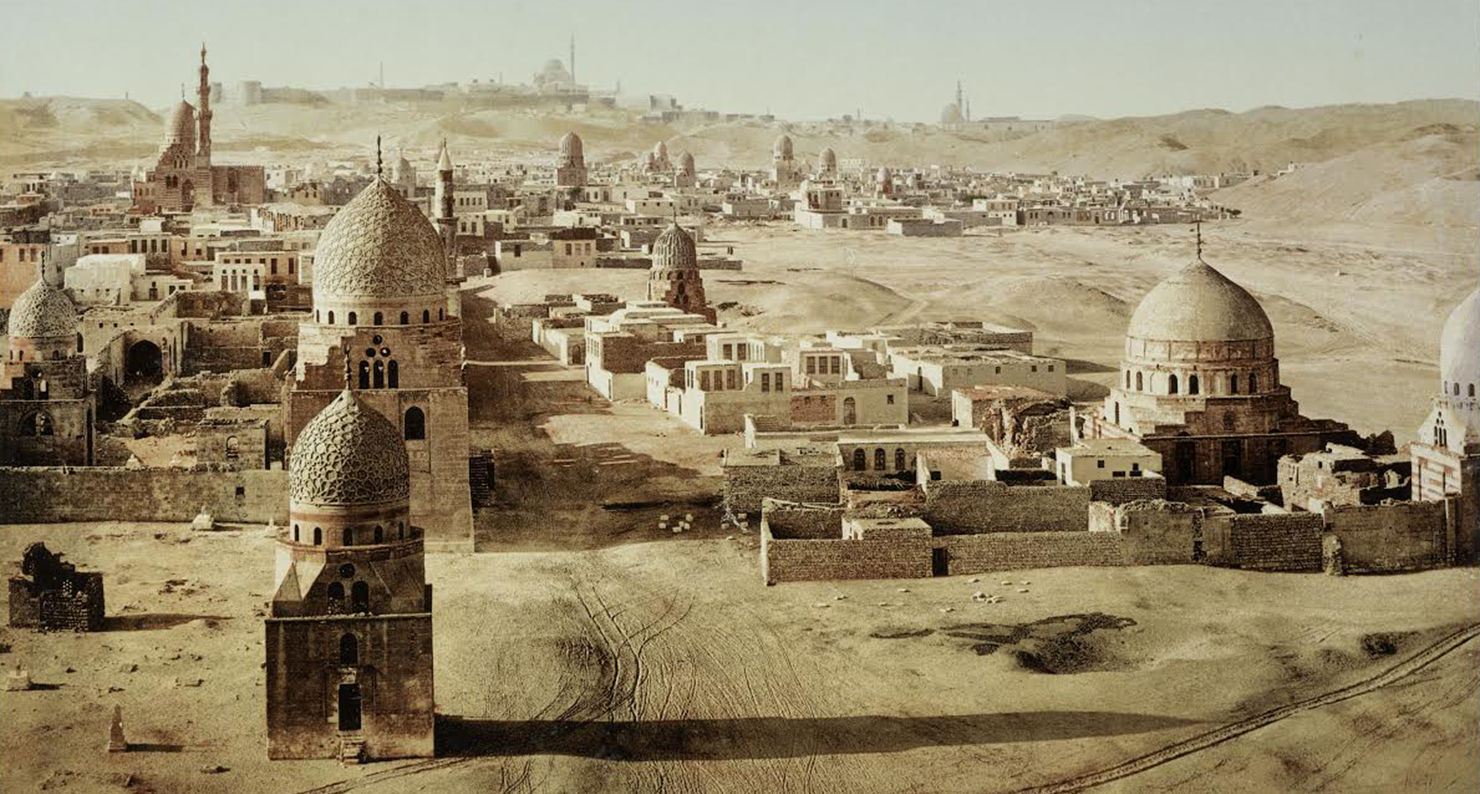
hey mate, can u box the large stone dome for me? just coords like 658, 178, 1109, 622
1126, 260, 1273, 344
677, 151, 695, 173
1441, 284, 1478, 397
774, 134, 793, 158
652, 223, 697, 270
652, 140, 668, 160
165, 100, 196, 144
290, 390, 410, 507
8, 279, 76, 339
559, 130, 584, 163
819, 147, 837, 169
312, 178, 448, 301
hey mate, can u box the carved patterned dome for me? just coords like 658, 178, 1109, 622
1126, 259, 1273, 344
652, 223, 697, 270
677, 151, 695, 173
290, 390, 410, 507
165, 101, 196, 144
312, 178, 448, 301
8, 279, 75, 339
560, 131, 584, 164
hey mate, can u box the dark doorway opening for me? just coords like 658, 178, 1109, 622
125, 340, 164, 385
338, 683, 362, 731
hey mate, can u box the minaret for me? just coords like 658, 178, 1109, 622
435, 140, 456, 273
197, 43, 212, 163
569, 34, 576, 82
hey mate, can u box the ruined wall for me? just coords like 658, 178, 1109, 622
1204, 512, 1323, 572
762, 501, 846, 539
923, 480, 1089, 533
1116, 500, 1200, 565
936, 531, 1124, 575
1323, 500, 1451, 574
0, 466, 289, 524
724, 466, 839, 517
9, 572, 104, 632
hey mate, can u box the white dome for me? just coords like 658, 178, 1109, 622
8, 279, 76, 339
312, 178, 447, 301
1126, 260, 1273, 344
773, 134, 793, 158
653, 140, 668, 160
165, 101, 196, 145
1441, 285, 1478, 398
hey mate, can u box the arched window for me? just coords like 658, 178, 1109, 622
327, 582, 344, 611
373, 526, 383, 543
1470, 384, 1476, 398
313, 527, 322, 545
1248, 373, 1258, 393
358, 360, 371, 389
387, 360, 399, 388
852, 448, 866, 470
22, 412, 53, 436
373, 312, 383, 326
351, 581, 370, 613
398, 522, 405, 539
422, 309, 430, 323
1135, 372, 1143, 391
874, 448, 886, 470
1168, 374, 1179, 394
1124, 371, 1131, 389
339, 633, 358, 665
404, 407, 426, 440
225, 436, 240, 459
895, 448, 907, 471
1229, 374, 1239, 394
373, 360, 385, 388
1189, 374, 1200, 395
400, 311, 409, 325
342, 527, 352, 546
1453, 382, 1460, 397
328, 311, 335, 324
438, 308, 445, 320
293, 524, 300, 542
348, 311, 357, 326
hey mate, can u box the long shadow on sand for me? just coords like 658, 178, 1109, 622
437, 711, 1203, 761
102, 614, 231, 631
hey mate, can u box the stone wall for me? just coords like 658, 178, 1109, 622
1205, 512, 1323, 572
762, 526, 931, 584
723, 464, 839, 516
923, 480, 1089, 533
762, 501, 846, 539
1323, 500, 1452, 574
1089, 476, 1168, 506
1116, 500, 1200, 565
936, 531, 1124, 575
0, 466, 289, 524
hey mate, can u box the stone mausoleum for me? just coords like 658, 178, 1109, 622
1085, 253, 1358, 485
265, 390, 435, 762
1411, 281, 1479, 561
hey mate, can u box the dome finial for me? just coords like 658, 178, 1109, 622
1194, 218, 1203, 261
375, 135, 383, 177
341, 343, 352, 391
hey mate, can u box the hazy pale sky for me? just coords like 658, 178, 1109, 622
3, 0, 1477, 120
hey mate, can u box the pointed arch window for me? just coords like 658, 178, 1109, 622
404, 407, 426, 440
339, 633, 358, 665
387, 360, 399, 388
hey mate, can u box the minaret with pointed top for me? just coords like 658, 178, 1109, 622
434, 140, 456, 271
197, 43, 212, 162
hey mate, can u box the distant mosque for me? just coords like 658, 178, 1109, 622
131, 45, 266, 213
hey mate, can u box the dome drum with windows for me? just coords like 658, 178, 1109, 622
309, 177, 451, 327
286, 389, 418, 550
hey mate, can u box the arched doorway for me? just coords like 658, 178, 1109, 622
842, 397, 857, 425
125, 340, 164, 386
338, 683, 362, 731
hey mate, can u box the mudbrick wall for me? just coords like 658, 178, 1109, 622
762, 501, 846, 539
924, 480, 1089, 533
1089, 476, 1168, 506
0, 466, 289, 524
936, 531, 1124, 575
1322, 500, 1452, 574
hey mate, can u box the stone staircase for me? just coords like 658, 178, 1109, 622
338, 734, 366, 765
469, 449, 495, 508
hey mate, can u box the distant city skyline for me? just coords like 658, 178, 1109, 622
2, 0, 1477, 121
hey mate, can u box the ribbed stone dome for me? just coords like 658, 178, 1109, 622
819, 147, 837, 169
774, 134, 793, 158
290, 390, 410, 507
1126, 260, 1273, 344
678, 151, 695, 173
1440, 284, 1478, 395
165, 101, 196, 144
312, 178, 448, 301
8, 279, 76, 339
560, 131, 584, 163
652, 140, 668, 160
652, 223, 697, 270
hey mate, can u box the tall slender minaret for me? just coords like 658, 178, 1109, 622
569, 34, 576, 82
435, 140, 456, 274
197, 43, 212, 163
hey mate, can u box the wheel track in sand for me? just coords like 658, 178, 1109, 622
1010, 622, 1480, 794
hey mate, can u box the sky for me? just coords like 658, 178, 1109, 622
2, 0, 1477, 120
